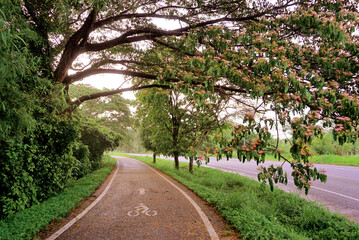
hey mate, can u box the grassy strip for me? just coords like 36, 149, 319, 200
0, 155, 117, 240
114, 153, 359, 240
309, 155, 359, 166
263, 154, 359, 167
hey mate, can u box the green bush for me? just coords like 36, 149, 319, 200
0, 1, 81, 218
80, 122, 121, 170
0, 114, 80, 218
72, 142, 91, 178
0, 155, 117, 240
0, 1, 122, 220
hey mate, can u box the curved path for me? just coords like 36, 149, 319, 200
44, 157, 237, 240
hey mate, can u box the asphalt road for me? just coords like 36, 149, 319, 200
132, 154, 359, 223
45, 157, 238, 240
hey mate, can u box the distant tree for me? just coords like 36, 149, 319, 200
70, 84, 132, 138
137, 89, 228, 171
310, 133, 336, 155
139, 116, 162, 163
309, 132, 359, 156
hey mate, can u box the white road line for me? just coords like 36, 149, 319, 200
137, 160, 219, 240
327, 174, 359, 181
207, 165, 258, 175
291, 181, 359, 203
46, 160, 120, 240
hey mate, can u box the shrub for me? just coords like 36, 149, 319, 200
72, 142, 91, 178
80, 121, 121, 170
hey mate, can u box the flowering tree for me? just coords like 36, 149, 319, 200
151, 1, 359, 193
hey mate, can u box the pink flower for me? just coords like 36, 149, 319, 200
257, 57, 269, 63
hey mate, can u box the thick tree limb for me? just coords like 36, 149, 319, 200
66, 68, 159, 84
84, 28, 186, 52
55, 9, 97, 83
88, 59, 154, 70
93, 13, 187, 30
84, 7, 290, 53
71, 84, 170, 106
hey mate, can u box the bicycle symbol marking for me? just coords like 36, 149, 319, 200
127, 203, 157, 217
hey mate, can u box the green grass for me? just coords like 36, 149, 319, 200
0, 155, 117, 240
308, 155, 359, 166
264, 154, 359, 166
113, 152, 359, 240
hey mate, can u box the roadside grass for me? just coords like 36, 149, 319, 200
308, 155, 359, 166
0, 155, 117, 240
113, 153, 359, 240
264, 154, 359, 166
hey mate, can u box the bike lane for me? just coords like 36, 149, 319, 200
48, 157, 236, 239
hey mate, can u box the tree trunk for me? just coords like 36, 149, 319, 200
189, 157, 193, 173
153, 153, 156, 163
174, 152, 179, 169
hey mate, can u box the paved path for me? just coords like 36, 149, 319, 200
44, 157, 237, 240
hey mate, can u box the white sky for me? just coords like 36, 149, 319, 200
77, 74, 136, 100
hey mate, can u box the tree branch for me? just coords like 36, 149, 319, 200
66, 68, 159, 84
153, 39, 197, 56
90, 59, 155, 69
55, 9, 97, 83
93, 13, 187, 31
85, 28, 186, 52
71, 84, 170, 106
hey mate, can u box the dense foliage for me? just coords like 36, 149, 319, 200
0, 156, 117, 240
0, 1, 121, 218
80, 121, 121, 170
0, 1, 80, 217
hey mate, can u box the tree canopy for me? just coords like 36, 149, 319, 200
6, 0, 359, 196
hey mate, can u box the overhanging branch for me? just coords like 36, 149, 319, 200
93, 13, 187, 31
71, 84, 171, 106
66, 68, 159, 84
89, 59, 154, 70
